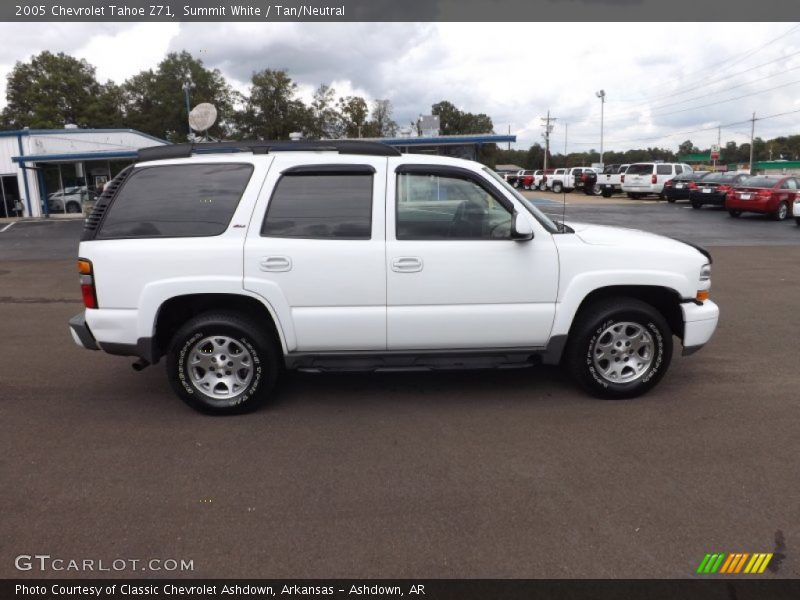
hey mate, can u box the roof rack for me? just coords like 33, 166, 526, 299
137, 140, 401, 162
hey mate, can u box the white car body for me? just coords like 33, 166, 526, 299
69, 142, 719, 410
545, 167, 597, 192
622, 162, 694, 196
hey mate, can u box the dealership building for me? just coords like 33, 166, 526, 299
0, 127, 167, 218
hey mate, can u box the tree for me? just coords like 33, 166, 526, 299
678, 139, 699, 157
0, 51, 121, 129
337, 96, 369, 138
123, 51, 235, 142
308, 84, 343, 139
234, 68, 311, 140
431, 100, 494, 135
365, 99, 398, 137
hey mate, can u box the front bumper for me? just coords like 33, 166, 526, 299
69, 312, 99, 351
681, 300, 719, 356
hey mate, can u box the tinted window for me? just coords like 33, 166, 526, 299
743, 177, 780, 188
781, 178, 798, 190
98, 163, 253, 239
262, 173, 372, 239
626, 164, 654, 175
656, 164, 672, 175
396, 172, 513, 240
675, 165, 683, 175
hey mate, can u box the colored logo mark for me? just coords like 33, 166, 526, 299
696, 553, 773, 574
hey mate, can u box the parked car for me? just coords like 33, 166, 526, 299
622, 162, 694, 198
516, 170, 535, 189
47, 187, 90, 214
546, 167, 598, 194
598, 164, 630, 197
794, 196, 800, 226
534, 169, 553, 191
69, 140, 718, 414
662, 171, 709, 203
688, 172, 750, 209
506, 169, 525, 188
725, 175, 798, 220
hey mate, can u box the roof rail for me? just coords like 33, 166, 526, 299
137, 140, 401, 162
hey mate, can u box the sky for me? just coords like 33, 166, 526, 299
0, 22, 799, 153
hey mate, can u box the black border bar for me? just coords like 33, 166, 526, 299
2, 0, 797, 22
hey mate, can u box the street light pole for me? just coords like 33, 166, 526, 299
596, 90, 606, 167
182, 80, 193, 138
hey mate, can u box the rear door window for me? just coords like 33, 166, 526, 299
98, 163, 253, 239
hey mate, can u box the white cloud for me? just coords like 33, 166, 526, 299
1, 21, 799, 153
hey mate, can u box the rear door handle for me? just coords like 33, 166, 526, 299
260, 256, 292, 272
392, 257, 423, 273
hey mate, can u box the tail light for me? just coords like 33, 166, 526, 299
688, 182, 698, 189
664, 180, 673, 187
620, 175, 625, 183
78, 259, 98, 309
718, 185, 730, 192
651, 174, 658, 184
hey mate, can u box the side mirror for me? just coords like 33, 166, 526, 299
511, 213, 534, 241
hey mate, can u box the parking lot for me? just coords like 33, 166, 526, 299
1, 200, 799, 579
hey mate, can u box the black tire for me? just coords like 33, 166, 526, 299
691, 200, 702, 209
586, 184, 601, 196
795, 218, 800, 226
166, 311, 280, 414
627, 193, 642, 199
773, 201, 789, 221
552, 182, 563, 194
601, 189, 613, 198
66, 201, 82, 214
538, 181, 547, 191
667, 196, 676, 203
564, 297, 673, 399
728, 209, 742, 218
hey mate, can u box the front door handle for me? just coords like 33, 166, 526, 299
392, 257, 423, 273
260, 256, 292, 272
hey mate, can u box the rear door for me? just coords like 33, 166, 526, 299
244, 155, 387, 351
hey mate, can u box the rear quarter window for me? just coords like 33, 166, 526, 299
97, 163, 253, 239
656, 165, 672, 175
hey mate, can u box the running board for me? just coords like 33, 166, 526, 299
285, 348, 545, 373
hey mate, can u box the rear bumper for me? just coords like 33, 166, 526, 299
681, 300, 719, 356
690, 191, 727, 205
69, 312, 99, 351
726, 197, 775, 213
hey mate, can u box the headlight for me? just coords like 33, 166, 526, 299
700, 264, 711, 282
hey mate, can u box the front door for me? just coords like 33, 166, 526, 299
244, 155, 388, 352
385, 166, 559, 350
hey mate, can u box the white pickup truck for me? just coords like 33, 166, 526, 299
545, 167, 597, 194
69, 141, 719, 414
598, 164, 630, 197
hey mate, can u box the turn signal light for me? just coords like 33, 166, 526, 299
77, 258, 98, 309
696, 290, 710, 302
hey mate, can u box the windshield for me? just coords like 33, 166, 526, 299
483, 167, 559, 233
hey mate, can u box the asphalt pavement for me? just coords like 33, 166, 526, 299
1, 203, 798, 579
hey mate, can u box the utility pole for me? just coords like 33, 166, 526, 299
596, 90, 606, 167
749, 112, 756, 175
541, 110, 557, 171
508, 124, 511, 150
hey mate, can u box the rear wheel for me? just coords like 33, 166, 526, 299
667, 196, 676, 203
167, 311, 279, 414
587, 183, 601, 196
552, 182, 563, 194
691, 200, 702, 209
565, 298, 673, 399
538, 181, 547, 191
774, 201, 789, 221
65, 201, 82, 214
796, 218, 800, 226
728, 209, 742, 218
601, 189, 613, 198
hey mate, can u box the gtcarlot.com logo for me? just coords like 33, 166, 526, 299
15, 554, 194, 572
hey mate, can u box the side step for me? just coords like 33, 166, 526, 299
286, 349, 543, 373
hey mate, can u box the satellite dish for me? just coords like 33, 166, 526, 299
188, 103, 218, 133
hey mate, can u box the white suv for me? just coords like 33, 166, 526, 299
69, 141, 719, 414
622, 162, 694, 198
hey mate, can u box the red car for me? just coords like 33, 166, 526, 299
725, 175, 799, 221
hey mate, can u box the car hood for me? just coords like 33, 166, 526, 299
566, 221, 707, 258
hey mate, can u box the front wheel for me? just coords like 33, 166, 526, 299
795, 217, 800, 226
564, 298, 673, 399
691, 200, 702, 209
586, 183, 601, 196
538, 181, 547, 191
774, 201, 789, 221
728, 209, 742, 218
167, 311, 279, 414
667, 196, 676, 203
